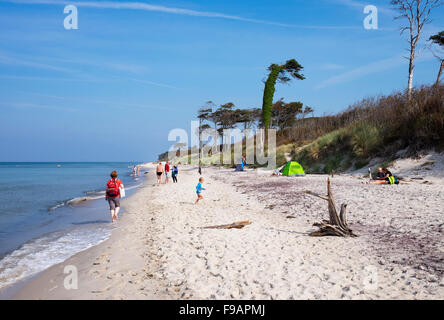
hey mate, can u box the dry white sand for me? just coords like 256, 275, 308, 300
12, 159, 444, 300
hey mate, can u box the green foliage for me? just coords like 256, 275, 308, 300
429, 31, 444, 46
317, 129, 346, 150
276, 152, 287, 168
341, 156, 353, 171
351, 123, 381, 158
262, 65, 282, 131
354, 159, 369, 170
323, 154, 344, 174
173, 83, 442, 175
293, 125, 375, 173
272, 99, 303, 130
261, 59, 305, 131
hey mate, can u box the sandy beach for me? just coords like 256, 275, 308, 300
12, 160, 444, 300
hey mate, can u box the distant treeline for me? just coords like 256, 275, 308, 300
160, 85, 443, 171
195, 100, 314, 134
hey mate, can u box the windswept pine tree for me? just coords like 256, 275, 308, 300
429, 31, 444, 86
262, 59, 305, 133
197, 103, 214, 174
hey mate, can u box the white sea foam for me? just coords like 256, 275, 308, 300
49, 184, 143, 211
0, 226, 111, 290
0, 180, 144, 290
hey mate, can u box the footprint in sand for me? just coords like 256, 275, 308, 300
91, 285, 111, 293
93, 253, 110, 265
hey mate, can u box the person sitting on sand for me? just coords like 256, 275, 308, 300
370, 168, 399, 185
375, 167, 386, 180
383, 168, 399, 184
106, 171, 124, 223
194, 177, 206, 204
382, 168, 392, 178
156, 162, 164, 185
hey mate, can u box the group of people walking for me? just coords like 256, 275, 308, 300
104, 162, 180, 223
156, 160, 179, 185
156, 160, 206, 204
105, 160, 208, 223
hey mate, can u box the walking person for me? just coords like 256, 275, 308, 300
172, 165, 178, 183
106, 171, 124, 223
164, 160, 170, 184
156, 162, 164, 185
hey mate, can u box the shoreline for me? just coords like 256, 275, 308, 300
11, 163, 171, 300
1, 164, 152, 299
11, 163, 444, 299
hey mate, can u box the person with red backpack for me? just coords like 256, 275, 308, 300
106, 171, 124, 222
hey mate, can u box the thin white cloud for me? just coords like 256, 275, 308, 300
9, 90, 177, 111
0, 53, 75, 73
0, 102, 78, 111
316, 56, 404, 89
127, 77, 179, 89
4, 0, 361, 30
327, 0, 396, 16
0, 74, 103, 82
0, 73, 178, 89
315, 52, 435, 89
0, 50, 149, 75
49, 57, 150, 74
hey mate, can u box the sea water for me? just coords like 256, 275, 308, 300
0, 162, 144, 291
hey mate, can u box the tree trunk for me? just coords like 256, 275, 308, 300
199, 118, 202, 173
408, 45, 415, 100
304, 178, 357, 237
262, 65, 283, 133
436, 60, 444, 86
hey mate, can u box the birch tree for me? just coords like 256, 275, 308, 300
391, 0, 442, 99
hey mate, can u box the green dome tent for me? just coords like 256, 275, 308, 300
281, 161, 305, 176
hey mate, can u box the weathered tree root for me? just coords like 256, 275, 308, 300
304, 178, 357, 237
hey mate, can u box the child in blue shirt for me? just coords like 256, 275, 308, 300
194, 177, 206, 204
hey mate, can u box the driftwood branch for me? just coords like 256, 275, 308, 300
304, 178, 357, 237
202, 220, 252, 230
303, 190, 329, 201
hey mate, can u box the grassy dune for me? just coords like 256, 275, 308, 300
161, 85, 443, 172
289, 85, 443, 173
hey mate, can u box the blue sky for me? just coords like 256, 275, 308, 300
0, 0, 442, 161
